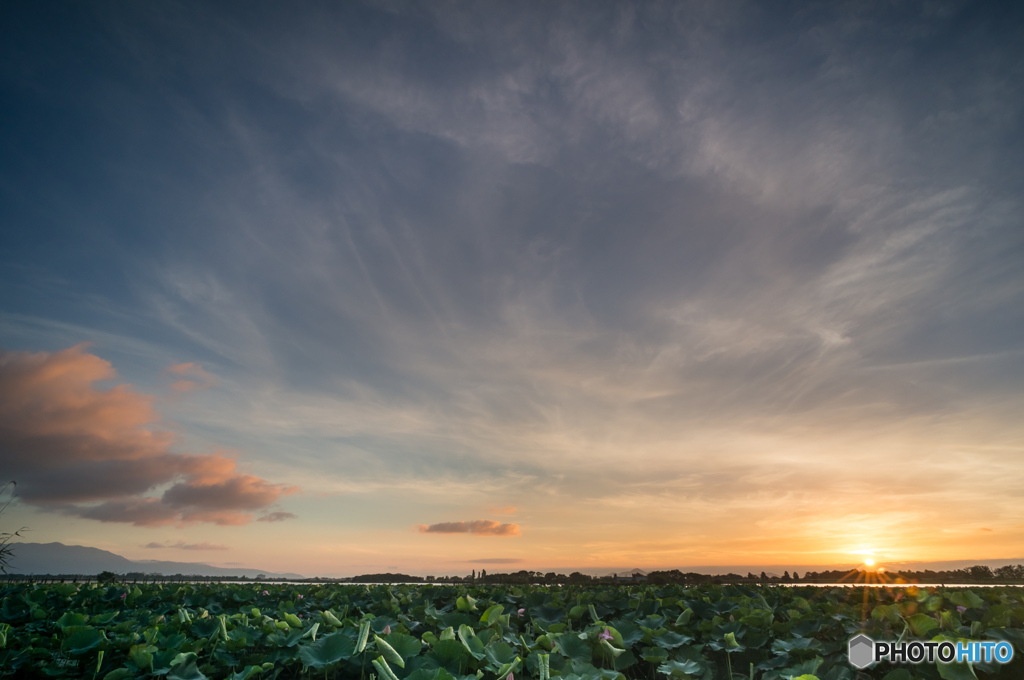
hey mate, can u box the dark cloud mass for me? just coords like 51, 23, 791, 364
0, 346, 297, 526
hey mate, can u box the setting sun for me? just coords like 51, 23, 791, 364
864, 558, 875, 566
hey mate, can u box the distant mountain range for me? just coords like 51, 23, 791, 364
6, 542, 304, 579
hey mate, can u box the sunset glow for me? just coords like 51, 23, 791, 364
1, 2, 1022, 578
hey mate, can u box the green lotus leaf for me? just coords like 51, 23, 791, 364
882, 669, 913, 680
406, 670, 450, 680
906, 613, 939, 637
600, 639, 624, 658
555, 635, 592, 665
167, 654, 208, 680
429, 638, 470, 672
656, 658, 702, 677
228, 664, 265, 680
948, 591, 985, 611
299, 631, 357, 669
266, 628, 304, 647
494, 655, 521, 680
652, 632, 690, 649
459, 625, 486, 661
483, 641, 519, 669
439, 612, 475, 630
56, 612, 89, 629
321, 610, 343, 627
93, 611, 119, 625
129, 643, 155, 671
567, 662, 623, 680
103, 670, 134, 680
530, 606, 567, 628
937, 660, 979, 680
481, 605, 504, 624
384, 632, 424, 661
62, 626, 108, 655
771, 637, 821, 654
191, 619, 219, 638
773, 657, 823, 680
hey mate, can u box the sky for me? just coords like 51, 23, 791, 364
1, 0, 1023, 578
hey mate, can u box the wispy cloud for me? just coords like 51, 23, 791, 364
417, 521, 522, 536
143, 541, 228, 550
257, 511, 298, 523
166, 362, 218, 393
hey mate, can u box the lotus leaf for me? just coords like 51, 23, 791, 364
882, 669, 913, 680
167, 654, 208, 680
103, 670, 134, 680
554, 634, 592, 665
429, 638, 470, 672
530, 605, 566, 628
949, 591, 985, 610
62, 626, 107, 655
656, 658, 702, 677
652, 631, 691, 649
482, 640, 518, 669
384, 631, 424, 661
298, 631, 355, 669
905, 612, 939, 636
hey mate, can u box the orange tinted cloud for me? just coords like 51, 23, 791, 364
166, 362, 217, 393
417, 520, 522, 536
0, 345, 296, 527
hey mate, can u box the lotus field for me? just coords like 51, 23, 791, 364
1, 582, 1022, 680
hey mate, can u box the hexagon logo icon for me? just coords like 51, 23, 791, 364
848, 634, 875, 669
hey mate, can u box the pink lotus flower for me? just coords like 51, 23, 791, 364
598, 628, 613, 642
119, 592, 127, 601
506, 673, 514, 680
517, 608, 525, 618
263, 590, 269, 595
297, 594, 304, 599
956, 606, 967, 613
383, 625, 391, 635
